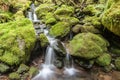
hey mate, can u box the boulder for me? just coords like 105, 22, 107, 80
68, 33, 109, 59
9, 72, 20, 80
0, 18, 36, 66
96, 53, 111, 66
50, 22, 70, 38
102, 0, 120, 36
0, 63, 10, 73
39, 33, 49, 47
115, 57, 120, 70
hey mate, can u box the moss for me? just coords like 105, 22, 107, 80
110, 47, 120, 55
115, 57, 120, 70
29, 66, 39, 78
45, 13, 57, 24
9, 72, 20, 80
68, 33, 109, 59
39, 33, 49, 47
13, 10, 25, 20
72, 24, 82, 33
96, 53, 111, 66
0, 18, 36, 66
36, 3, 56, 19
50, 22, 70, 38
17, 64, 29, 74
102, 1, 120, 36
0, 63, 10, 73
54, 5, 74, 16
83, 5, 97, 16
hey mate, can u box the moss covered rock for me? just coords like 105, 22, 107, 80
0, 63, 10, 73
9, 72, 20, 80
96, 53, 111, 66
102, 0, 120, 36
0, 18, 36, 66
68, 33, 109, 59
0, 12, 12, 23
36, 3, 56, 19
115, 57, 120, 70
29, 66, 39, 78
45, 13, 57, 24
39, 33, 49, 47
50, 22, 70, 38
17, 64, 29, 74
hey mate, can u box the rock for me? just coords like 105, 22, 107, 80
80, 24, 100, 33
0, 63, 9, 73
45, 12, 57, 25
68, 33, 109, 59
9, 72, 20, 80
36, 3, 55, 19
54, 59, 64, 69
102, 0, 120, 36
54, 5, 74, 16
51, 39, 66, 55
96, 53, 111, 66
72, 24, 82, 33
17, 64, 29, 74
110, 47, 120, 56
0, 12, 12, 23
39, 33, 49, 47
29, 66, 39, 78
50, 22, 70, 38
115, 57, 120, 70
0, 18, 36, 66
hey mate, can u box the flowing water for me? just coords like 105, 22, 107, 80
29, 3, 91, 80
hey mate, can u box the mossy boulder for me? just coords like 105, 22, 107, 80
96, 53, 111, 66
72, 24, 82, 33
68, 33, 109, 59
0, 18, 36, 66
49, 22, 70, 38
36, 3, 56, 19
17, 64, 29, 74
39, 33, 49, 47
45, 13, 57, 25
54, 5, 74, 16
115, 57, 120, 70
0, 63, 10, 73
102, 1, 120, 36
29, 66, 39, 78
9, 72, 20, 80
0, 12, 12, 23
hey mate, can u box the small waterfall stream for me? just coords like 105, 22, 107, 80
28, 3, 80, 80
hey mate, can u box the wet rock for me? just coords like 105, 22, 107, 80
9, 72, 20, 80
50, 22, 70, 38
96, 53, 111, 66
17, 64, 29, 74
68, 33, 109, 59
0, 18, 36, 66
0, 63, 10, 73
54, 59, 64, 69
115, 57, 120, 70
39, 33, 49, 47
51, 39, 66, 56
102, 0, 120, 36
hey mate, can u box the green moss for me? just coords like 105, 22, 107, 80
17, 64, 29, 74
83, 5, 97, 16
96, 53, 111, 66
50, 22, 70, 38
0, 18, 36, 66
9, 72, 20, 80
39, 33, 49, 47
68, 33, 109, 59
72, 24, 82, 33
0, 63, 9, 73
54, 5, 74, 16
36, 3, 56, 19
102, 1, 120, 36
45, 13, 57, 24
29, 66, 39, 78
115, 57, 120, 70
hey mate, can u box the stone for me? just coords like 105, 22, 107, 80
17, 64, 29, 74
68, 33, 109, 59
115, 57, 120, 70
96, 53, 111, 66
0, 18, 36, 66
9, 72, 20, 80
29, 66, 39, 78
50, 22, 70, 38
0, 63, 9, 73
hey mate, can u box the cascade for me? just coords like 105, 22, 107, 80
29, 3, 80, 80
